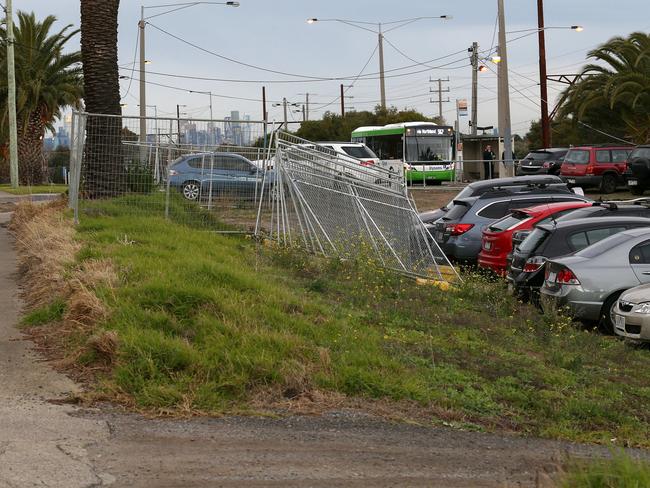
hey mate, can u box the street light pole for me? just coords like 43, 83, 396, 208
139, 6, 147, 153
497, 0, 513, 175
377, 23, 386, 109
6, 0, 19, 188
469, 41, 479, 136
537, 0, 550, 148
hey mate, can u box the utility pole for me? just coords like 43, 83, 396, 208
283, 97, 288, 130
340, 84, 345, 117
537, 0, 550, 148
139, 7, 147, 156
262, 86, 267, 122
6, 0, 18, 187
302, 105, 306, 122
497, 0, 513, 174
429, 77, 450, 119
469, 42, 479, 136
305, 93, 309, 121
378, 23, 386, 109
176, 104, 182, 146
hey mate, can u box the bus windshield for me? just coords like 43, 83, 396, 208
405, 136, 451, 162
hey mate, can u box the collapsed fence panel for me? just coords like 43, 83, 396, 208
260, 132, 460, 282
69, 111, 275, 232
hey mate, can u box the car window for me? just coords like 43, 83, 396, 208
565, 149, 590, 164
341, 146, 376, 159
519, 227, 550, 253
579, 233, 630, 258
187, 157, 207, 170
477, 201, 511, 219
523, 152, 553, 161
444, 201, 471, 220
612, 149, 629, 163
629, 241, 650, 264
631, 148, 650, 159
596, 150, 611, 163
569, 226, 627, 252
221, 156, 252, 172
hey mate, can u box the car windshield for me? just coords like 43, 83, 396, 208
565, 149, 590, 164
576, 232, 632, 258
631, 148, 650, 159
341, 145, 377, 159
523, 152, 553, 161
518, 227, 550, 253
488, 211, 530, 232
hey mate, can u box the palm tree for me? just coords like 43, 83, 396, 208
0, 12, 83, 184
80, 0, 125, 197
560, 32, 650, 144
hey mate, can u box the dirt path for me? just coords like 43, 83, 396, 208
0, 210, 634, 487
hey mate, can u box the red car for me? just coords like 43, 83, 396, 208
560, 145, 634, 194
478, 201, 592, 275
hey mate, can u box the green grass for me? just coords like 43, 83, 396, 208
21, 298, 66, 327
557, 452, 650, 487
0, 183, 67, 195
44, 198, 650, 446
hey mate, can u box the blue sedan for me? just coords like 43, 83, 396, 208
168, 152, 273, 201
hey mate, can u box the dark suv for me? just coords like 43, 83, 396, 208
560, 145, 634, 193
625, 145, 650, 195
419, 175, 566, 225
508, 216, 650, 301
516, 148, 568, 176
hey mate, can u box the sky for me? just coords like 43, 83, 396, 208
18, 0, 648, 136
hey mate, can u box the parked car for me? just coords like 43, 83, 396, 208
432, 186, 588, 262
168, 152, 271, 201
555, 200, 650, 222
316, 141, 380, 168
478, 200, 592, 275
541, 226, 650, 332
560, 145, 634, 193
613, 283, 650, 341
624, 145, 650, 195
508, 216, 650, 302
516, 148, 569, 176
419, 175, 568, 227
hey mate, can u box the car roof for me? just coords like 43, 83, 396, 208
467, 175, 563, 190
527, 148, 569, 153
316, 141, 366, 145
568, 145, 635, 150
618, 226, 650, 238
511, 200, 589, 216
537, 215, 650, 232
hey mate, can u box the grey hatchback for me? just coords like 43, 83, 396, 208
432, 187, 588, 262
168, 152, 272, 201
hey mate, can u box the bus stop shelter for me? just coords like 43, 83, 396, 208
459, 134, 514, 181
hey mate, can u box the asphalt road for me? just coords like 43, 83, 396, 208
0, 209, 633, 488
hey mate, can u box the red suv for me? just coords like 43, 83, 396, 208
560, 145, 634, 193
478, 201, 591, 275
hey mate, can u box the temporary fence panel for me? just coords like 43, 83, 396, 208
69, 111, 274, 232
258, 132, 460, 282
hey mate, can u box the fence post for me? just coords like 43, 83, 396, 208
68, 111, 86, 224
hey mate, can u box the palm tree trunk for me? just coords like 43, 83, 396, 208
17, 111, 46, 185
80, 0, 125, 198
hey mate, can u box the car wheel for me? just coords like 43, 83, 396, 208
182, 181, 201, 201
599, 292, 622, 335
600, 174, 617, 194
631, 186, 645, 196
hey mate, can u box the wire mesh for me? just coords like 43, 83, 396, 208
69, 111, 274, 232
260, 131, 460, 283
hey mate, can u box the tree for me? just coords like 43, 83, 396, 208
559, 32, 650, 144
80, 0, 125, 197
0, 12, 82, 184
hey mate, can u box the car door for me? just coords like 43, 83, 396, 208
612, 149, 630, 175
595, 149, 611, 177
629, 240, 650, 284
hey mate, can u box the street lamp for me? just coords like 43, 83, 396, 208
138, 1, 239, 151
307, 15, 451, 109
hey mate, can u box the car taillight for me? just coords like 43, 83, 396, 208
360, 160, 375, 167
523, 256, 546, 273
557, 267, 580, 285
542, 162, 551, 168
446, 223, 474, 236
168, 169, 178, 176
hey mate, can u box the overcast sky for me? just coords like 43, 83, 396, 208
18, 0, 648, 135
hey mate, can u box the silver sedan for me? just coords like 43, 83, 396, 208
540, 227, 650, 333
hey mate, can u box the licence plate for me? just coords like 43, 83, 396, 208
629, 179, 638, 186
567, 178, 576, 184
614, 314, 625, 330
484, 241, 492, 250
547, 271, 557, 283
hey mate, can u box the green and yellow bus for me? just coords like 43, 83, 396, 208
351, 122, 456, 184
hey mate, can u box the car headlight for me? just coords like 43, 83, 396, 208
632, 302, 650, 314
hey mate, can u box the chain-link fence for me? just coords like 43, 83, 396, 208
69, 111, 275, 232
260, 132, 460, 282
